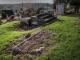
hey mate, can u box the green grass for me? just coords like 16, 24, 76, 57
0, 14, 80, 60
36, 14, 80, 60
0, 21, 39, 60
1, 19, 7, 23
0, 19, 6, 25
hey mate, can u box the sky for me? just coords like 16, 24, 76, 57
0, 0, 53, 4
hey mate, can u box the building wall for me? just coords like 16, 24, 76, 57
56, 4, 64, 15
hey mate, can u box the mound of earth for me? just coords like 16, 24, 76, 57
5, 30, 53, 59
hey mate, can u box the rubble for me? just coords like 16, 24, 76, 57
5, 30, 53, 59
12, 46, 21, 55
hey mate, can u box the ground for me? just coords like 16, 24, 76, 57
0, 14, 80, 60
5, 30, 53, 60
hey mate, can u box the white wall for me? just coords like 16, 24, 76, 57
56, 4, 64, 15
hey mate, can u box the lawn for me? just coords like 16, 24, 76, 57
0, 21, 39, 60
0, 14, 80, 60
36, 14, 80, 60
0, 19, 7, 25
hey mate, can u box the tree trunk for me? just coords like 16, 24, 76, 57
76, 6, 79, 13
75, 6, 79, 13
75, 6, 76, 13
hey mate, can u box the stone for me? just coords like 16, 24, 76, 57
30, 47, 45, 56
12, 46, 21, 55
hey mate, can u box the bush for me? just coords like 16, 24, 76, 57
1, 8, 14, 18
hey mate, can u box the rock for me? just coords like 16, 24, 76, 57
7, 15, 14, 21
12, 46, 21, 55
35, 47, 44, 52
30, 47, 45, 56
31, 21, 38, 26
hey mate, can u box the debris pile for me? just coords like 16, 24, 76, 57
5, 30, 53, 59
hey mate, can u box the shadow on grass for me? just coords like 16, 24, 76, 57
56, 19, 65, 22
0, 19, 2, 25
64, 14, 80, 18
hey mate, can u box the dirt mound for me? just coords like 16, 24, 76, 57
5, 30, 53, 59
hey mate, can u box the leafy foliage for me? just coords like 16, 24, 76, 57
53, 0, 80, 13
70, 0, 80, 13
70, 0, 80, 6
1, 8, 14, 18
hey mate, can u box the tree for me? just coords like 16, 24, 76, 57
70, 0, 80, 13
1, 8, 14, 18
53, 0, 80, 13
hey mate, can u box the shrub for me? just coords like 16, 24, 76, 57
1, 8, 14, 18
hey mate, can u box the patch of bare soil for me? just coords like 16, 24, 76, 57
5, 30, 53, 60
15, 25, 38, 31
